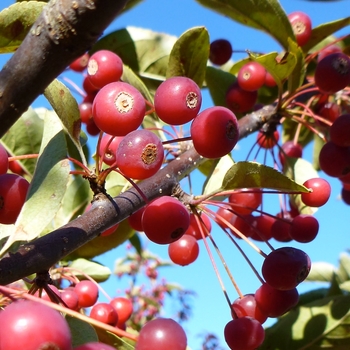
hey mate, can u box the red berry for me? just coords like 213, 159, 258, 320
69, 52, 89, 72
136, 318, 187, 350
0, 173, 30, 224
262, 247, 311, 290
290, 214, 319, 243
87, 50, 123, 89
92, 81, 146, 136
0, 300, 71, 350
209, 39, 232, 65
168, 234, 199, 266
237, 62, 266, 92
301, 178, 331, 207
288, 11, 312, 47
314, 52, 350, 94
154, 77, 202, 125
142, 196, 190, 245
110, 297, 133, 325
190, 106, 239, 158
226, 82, 258, 113
224, 317, 265, 350
255, 283, 299, 317
116, 129, 164, 180
90, 302, 119, 326
74, 280, 99, 308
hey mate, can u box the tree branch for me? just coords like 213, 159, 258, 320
0, 0, 129, 137
0, 105, 277, 285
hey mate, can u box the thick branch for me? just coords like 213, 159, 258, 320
0, 107, 276, 285
0, 0, 129, 137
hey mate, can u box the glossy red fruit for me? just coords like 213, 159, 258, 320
237, 62, 266, 91
226, 82, 258, 113
90, 303, 119, 326
262, 247, 311, 290
69, 52, 89, 72
279, 141, 303, 166
257, 130, 279, 149
290, 214, 319, 243
74, 280, 99, 308
224, 317, 265, 350
87, 50, 123, 89
98, 134, 123, 166
190, 106, 239, 158
228, 189, 262, 215
92, 81, 146, 136
301, 178, 331, 207
314, 52, 350, 94
0, 300, 71, 350
116, 129, 164, 180
231, 294, 268, 324
185, 212, 212, 240
74, 342, 116, 350
330, 114, 350, 147
0, 173, 30, 224
154, 77, 202, 125
168, 234, 199, 266
142, 196, 190, 245
288, 11, 312, 47
209, 39, 232, 65
255, 283, 299, 317
136, 318, 187, 350
110, 297, 133, 325
319, 141, 350, 177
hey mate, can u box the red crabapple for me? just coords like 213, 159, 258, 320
116, 129, 164, 180
92, 81, 146, 136
190, 106, 239, 158
154, 76, 202, 125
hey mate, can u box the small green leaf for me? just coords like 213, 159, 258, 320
203, 154, 235, 196
44, 80, 85, 163
195, 0, 294, 50
205, 66, 236, 107
69, 258, 111, 283
0, 111, 70, 256
221, 161, 308, 193
66, 316, 98, 348
0, 1, 46, 53
167, 26, 209, 87
303, 17, 350, 53
1, 107, 44, 176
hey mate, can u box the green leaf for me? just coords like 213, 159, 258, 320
66, 316, 98, 348
195, 0, 294, 50
262, 295, 350, 349
167, 26, 209, 87
303, 17, 350, 53
0, 1, 46, 53
69, 258, 111, 283
1, 107, 44, 176
221, 161, 308, 193
203, 154, 235, 196
44, 80, 85, 164
91, 26, 177, 80
205, 66, 236, 107
0, 111, 70, 256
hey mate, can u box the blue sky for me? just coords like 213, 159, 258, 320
1, 0, 350, 349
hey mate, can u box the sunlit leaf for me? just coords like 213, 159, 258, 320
262, 295, 350, 349
205, 66, 236, 107
0, 1, 46, 53
195, 0, 294, 50
0, 111, 70, 256
66, 316, 98, 348
1, 107, 43, 176
221, 161, 308, 193
303, 17, 350, 53
69, 258, 111, 282
167, 26, 209, 87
